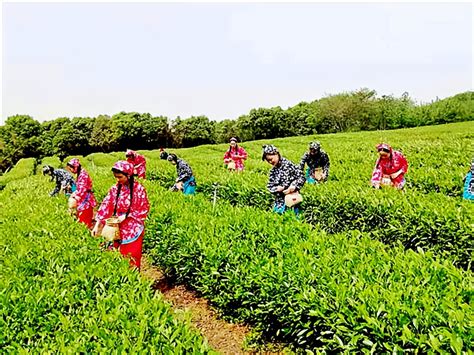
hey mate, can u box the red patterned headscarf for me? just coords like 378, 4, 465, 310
376, 143, 392, 153
126, 149, 136, 159
112, 161, 134, 176
67, 158, 81, 172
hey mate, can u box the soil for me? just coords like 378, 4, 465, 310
141, 257, 264, 354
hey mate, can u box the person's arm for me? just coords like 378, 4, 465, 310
134, 155, 146, 169
96, 189, 114, 222
92, 187, 114, 236
288, 163, 306, 192
267, 169, 283, 194
391, 154, 408, 179
238, 147, 248, 160
322, 152, 330, 177
299, 153, 308, 171
371, 160, 382, 188
223, 151, 231, 162
50, 179, 61, 196
136, 156, 146, 178
72, 173, 87, 201
59, 172, 71, 192
176, 162, 192, 182
128, 185, 150, 224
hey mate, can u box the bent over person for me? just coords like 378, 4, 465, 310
66, 158, 97, 228
371, 143, 408, 190
299, 141, 330, 183
92, 161, 150, 270
42, 165, 76, 197
167, 153, 197, 195
263, 144, 306, 215
126, 149, 146, 179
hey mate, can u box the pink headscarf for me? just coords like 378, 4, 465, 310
126, 149, 136, 159
112, 160, 134, 176
376, 143, 392, 153
67, 158, 81, 171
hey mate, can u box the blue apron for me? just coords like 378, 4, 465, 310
305, 168, 316, 184
183, 176, 196, 195
463, 172, 474, 200
273, 203, 300, 216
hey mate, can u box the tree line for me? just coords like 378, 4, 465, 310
1, 89, 472, 173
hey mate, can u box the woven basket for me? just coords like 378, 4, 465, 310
68, 197, 77, 209
101, 216, 120, 242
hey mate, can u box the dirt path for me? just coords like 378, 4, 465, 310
141, 258, 258, 354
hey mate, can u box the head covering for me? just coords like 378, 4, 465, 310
125, 149, 136, 158
67, 158, 81, 169
261, 144, 279, 160
42, 165, 53, 176
160, 150, 169, 160
167, 153, 178, 162
309, 141, 321, 150
112, 160, 134, 176
376, 143, 392, 152
230, 137, 238, 143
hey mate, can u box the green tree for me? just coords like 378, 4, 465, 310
0, 115, 42, 172
214, 119, 239, 144
171, 116, 216, 148
40, 117, 70, 157
90, 115, 117, 152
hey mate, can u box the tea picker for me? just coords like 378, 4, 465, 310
66, 158, 97, 229
371, 143, 408, 190
262, 144, 306, 216
159, 148, 169, 160
42, 165, 76, 197
166, 153, 197, 195
299, 141, 330, 184
462, 158, 474, 200
92, 161, 150, 270
223, 137, 248, 172
125, 149, 147, 179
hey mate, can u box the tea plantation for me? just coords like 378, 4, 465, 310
1, 122, 473, 352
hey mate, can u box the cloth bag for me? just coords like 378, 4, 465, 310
227, 161, 236, 170
285, 192, 303, 207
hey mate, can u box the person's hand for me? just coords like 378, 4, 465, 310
372, 183, 380, 189
390, 170, 402, 179
275, 186, 285, 192
133, 169, 138, 176
117, 215, 126, 223
91, 222, 101, 237
283, 185, 296, 195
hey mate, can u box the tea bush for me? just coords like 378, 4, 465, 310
143, 187, 473, 353
0, 178, 213, 353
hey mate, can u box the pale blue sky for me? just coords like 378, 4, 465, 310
2, 2, 472, 124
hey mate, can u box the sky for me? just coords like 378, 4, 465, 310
1, 1, 473, 124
